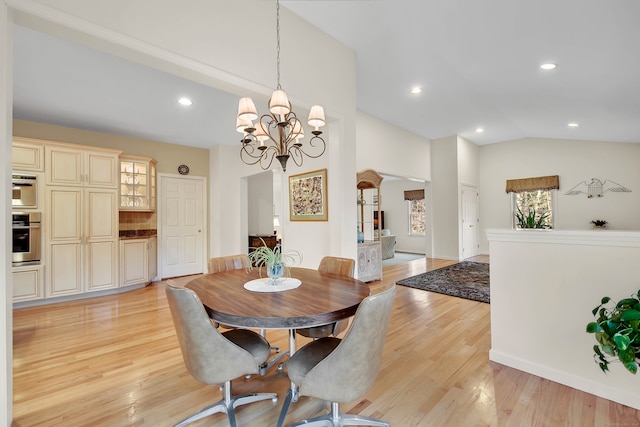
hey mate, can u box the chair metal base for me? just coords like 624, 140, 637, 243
285, 402, 389, 427
259, 349, 290, 376
174, 380, 277, 427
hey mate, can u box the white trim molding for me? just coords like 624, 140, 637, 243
486, 228, 640, 248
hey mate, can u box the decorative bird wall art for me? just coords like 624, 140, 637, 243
565, 178, 631, 198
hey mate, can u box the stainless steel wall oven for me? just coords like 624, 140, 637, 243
12, 174, 38, 209
12, 212, 41, 266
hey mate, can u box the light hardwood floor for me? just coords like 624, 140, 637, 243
12, 256, 640, 426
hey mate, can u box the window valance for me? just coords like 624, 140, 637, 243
505, 175, 559, 193
404, 189, 425, 200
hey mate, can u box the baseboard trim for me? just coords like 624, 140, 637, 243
489, 349, 640, 410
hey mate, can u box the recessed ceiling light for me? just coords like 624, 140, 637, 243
540, 63, 557, 70
178, 97, 193, 106
568, 122, 579, 127
475, 128, 484, 133
410, 86, 423, 94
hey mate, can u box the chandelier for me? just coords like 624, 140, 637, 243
236, 0, 326, 172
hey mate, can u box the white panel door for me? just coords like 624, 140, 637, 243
159, 175, 205, 278
461, 185, 479, 259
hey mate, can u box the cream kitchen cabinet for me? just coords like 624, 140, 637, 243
119, 155, 156, 211
46, 143, 120, 188
12, 138, 44, 171
357, 241, 382, 282
148, 236, 157, 282
46, 186, 118, 297
120, 237, 156, 287
12, 264, 44, 302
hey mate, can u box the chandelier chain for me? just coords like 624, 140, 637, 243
276, 0, 281, 90
236, 0, 325, 172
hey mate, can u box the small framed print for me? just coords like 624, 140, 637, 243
289, 168, 328, 221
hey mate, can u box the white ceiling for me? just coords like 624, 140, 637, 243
12, 0, 640, 149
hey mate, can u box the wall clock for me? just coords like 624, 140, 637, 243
178, 164, 190, 175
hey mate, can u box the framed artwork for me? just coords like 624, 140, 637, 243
289, 168, 328, 221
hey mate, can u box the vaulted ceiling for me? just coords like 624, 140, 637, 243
12, 0, 640, 149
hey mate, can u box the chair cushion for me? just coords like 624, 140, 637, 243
296, 324, 334, 338
222, 329, 271, 365
287, 337, 341, 385
381, 235, 396, 260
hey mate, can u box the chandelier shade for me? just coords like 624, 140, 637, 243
308, 105, 326, 129
237, 0, 326, 172
269, 89, 291, 116
237, 97, 258, 121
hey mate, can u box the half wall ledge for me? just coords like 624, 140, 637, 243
487, 228, 640, 411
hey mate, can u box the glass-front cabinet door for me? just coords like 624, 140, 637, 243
119, 156, 156, 211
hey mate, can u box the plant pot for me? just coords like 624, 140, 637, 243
267, 262, 284, 285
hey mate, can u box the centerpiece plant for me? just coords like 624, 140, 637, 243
515, 207, 550, 229
248, 238, 302, 284
586, 289, 640, 374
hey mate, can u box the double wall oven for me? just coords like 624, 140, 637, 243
12, 212, 41, 266
12, 174, 41, 266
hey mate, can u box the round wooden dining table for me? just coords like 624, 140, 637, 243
185, 266, 370, 402
185, 267, 370, 330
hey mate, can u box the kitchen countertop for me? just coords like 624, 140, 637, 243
119, 229, 157, 240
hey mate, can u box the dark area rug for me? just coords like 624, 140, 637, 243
396, 261, 490, 303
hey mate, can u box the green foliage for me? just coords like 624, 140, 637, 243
247, 238, 302, 278
515, 206, 550, 229
586, 290, 640, 374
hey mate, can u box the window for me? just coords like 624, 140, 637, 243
506, 175, 559, 229
512, 190, 554, 229
404, 189, 426, 236
408, 199, 426, 235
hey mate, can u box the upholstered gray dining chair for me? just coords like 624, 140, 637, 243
207, 254, 280, 353
165, 281, 278, 427
208, 254, 251, 274
277, 285, 396, 427
295, 256, 356, 339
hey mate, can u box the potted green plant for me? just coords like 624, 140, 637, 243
515, 207, 551, 229
591, 220, 608, 229
586, 289, 640, 374
248, 238, 302, 285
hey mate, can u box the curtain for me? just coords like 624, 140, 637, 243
505, 175, 559, 193
404, 189, 425, 200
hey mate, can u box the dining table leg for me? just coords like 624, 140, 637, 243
288, 328, 299, 401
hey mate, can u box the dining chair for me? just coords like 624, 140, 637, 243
277, 284, 396, 427
165, 281, 278, 427
296, 256, 356, 339
208, 253, 282, 355
208, 254, 251, 274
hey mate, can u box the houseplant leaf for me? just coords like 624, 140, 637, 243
623, 361, 638, 374
586, 322, 600, 333
620, 309, 640, 321
618, 298, 640, 309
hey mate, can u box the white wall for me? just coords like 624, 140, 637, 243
356, 111, 431, 180
478, 137, 640, 252
458, 136, 480, 187
431, 136, 459, 260
1, 3, 12, 424
488, 229, 640, 410
247, 172, 274, 236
